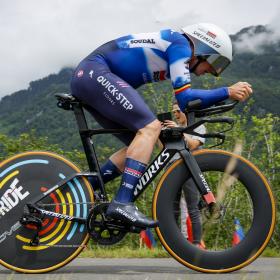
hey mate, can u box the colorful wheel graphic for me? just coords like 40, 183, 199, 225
0, 151, 94, 273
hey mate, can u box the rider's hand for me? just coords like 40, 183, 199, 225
163, 120, 178, 128
228, 82, 253, 102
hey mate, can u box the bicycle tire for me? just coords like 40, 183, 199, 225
153, 149, 276, 273
0, 151, 94, 273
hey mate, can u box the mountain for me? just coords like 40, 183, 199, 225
0, 25, 279, 150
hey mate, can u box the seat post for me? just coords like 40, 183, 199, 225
72, 102, 106, 194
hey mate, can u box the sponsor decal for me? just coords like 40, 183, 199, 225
0, 178, 30, 216
0, 221, 21, 244
89, 70, 94, 78
116, 207, 136, 222
134, 150, 170, 196
40, 209, 74, 221
130, 39, 155, 44
102, 92, 116, 105
193, 31, 221, 49
97, 76, 134, 110
199, 173, 211, 192
103, 170, 113, 176
77, 70, 84, 78
184, 61, 190, 69
124, 167, 142, 178
122, 182, 134, 190
142, 73, 149, 83
153, 70, 167, 82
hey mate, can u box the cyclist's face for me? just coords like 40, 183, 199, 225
172, 105, 187, 125
194, 61, 216, 76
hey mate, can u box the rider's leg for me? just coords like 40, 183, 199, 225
71, 59, 159, 227
109, 147, 127, 172
183, 179, 202, 244
107, 120, 162, 228
88, 147, 127, 190
114, 120, 161, 202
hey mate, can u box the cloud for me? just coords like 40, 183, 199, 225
233, 27, 279, 54
234, 11, 280, 54
0, 0, 279, 98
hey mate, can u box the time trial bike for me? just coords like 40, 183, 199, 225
0, 93, 275, 273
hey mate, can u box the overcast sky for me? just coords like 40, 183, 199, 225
0, 0, 279, 99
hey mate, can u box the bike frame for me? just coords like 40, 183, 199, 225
27, 101, 216, 224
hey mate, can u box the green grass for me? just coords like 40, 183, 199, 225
78, 245, 280, 258
261, 247, 280, 257
79, 245, 169, 258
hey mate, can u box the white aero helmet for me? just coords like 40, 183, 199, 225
181, 23, 232, 76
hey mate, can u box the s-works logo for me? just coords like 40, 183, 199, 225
0, 178, 30, 216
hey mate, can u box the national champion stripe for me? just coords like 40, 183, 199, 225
174, 83, 191, 94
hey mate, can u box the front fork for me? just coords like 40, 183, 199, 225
179, 149, 216, 205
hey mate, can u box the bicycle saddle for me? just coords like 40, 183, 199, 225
55, 93, 77, 110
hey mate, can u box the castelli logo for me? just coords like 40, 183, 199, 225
77, 70, 84, 78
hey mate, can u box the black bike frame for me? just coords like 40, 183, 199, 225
27, 101, 216, 224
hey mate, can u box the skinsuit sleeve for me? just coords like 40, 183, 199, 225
166, 32, 229, 111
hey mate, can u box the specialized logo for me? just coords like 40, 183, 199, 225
0, 178, 30, 216
134, 150, 170, 196
97, 76, 133, 110
116, 207, 136, 222
130, 39, 155, 44
0, 221, 21, 244
193, 31, 221, 49
40, 209, 74, 221
199, 173, 211, 192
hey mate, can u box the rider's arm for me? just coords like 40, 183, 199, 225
166, 34, 229, 111
175, 87, 229, 111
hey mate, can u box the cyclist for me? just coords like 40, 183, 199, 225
71, 23, 253, 229
164, 102, 205, 246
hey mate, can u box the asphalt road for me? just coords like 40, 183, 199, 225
1, 258, 280, 280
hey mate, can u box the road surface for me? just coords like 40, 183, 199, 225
1, 258, 280, 280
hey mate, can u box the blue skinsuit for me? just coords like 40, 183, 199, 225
71, 29, 228, 145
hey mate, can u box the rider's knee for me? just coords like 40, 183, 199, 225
139, 119, 162, 140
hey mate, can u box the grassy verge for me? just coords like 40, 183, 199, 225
261, 247, 280, 257
79, 245, 169, 258
79, 246, 280, 258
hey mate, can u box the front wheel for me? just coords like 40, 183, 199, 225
153, 149, 276, 273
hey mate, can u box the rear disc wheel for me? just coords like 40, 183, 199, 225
0, 151, 94, 273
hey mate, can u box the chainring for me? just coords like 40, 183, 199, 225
86, 202, 127, 245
